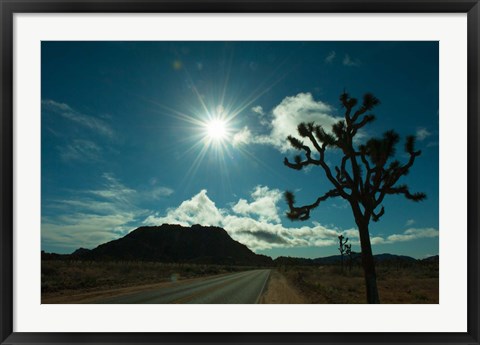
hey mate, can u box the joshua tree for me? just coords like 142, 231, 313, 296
338, 235, 349, 273
345, 243, 353, 272
283, 92, 426, 303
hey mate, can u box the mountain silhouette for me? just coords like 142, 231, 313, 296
69, 224, 272, 266
42, 224, 436, 267
274, 253, 421, 266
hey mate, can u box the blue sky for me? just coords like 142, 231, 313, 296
41, 41, 439, 259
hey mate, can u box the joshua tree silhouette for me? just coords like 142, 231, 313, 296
283, 92, 426, 303
338, 235, 349, 273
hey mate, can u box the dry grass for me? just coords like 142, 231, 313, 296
42, 260, 438, 304
42, 260, 248, 300
279, 263, 438, 304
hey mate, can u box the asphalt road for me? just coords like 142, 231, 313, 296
94, 269, 271, 304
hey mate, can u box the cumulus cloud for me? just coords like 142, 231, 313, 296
232, 185, 283, 223
325, 51, 336, 63
416, 128, 431, 141
237, 230, 289, 245
143, 187, 438, 251
241, 93, 341, 152
231, 93, 346, 153
44, 172, 439, 252
143, 189, 224, 227
42, 99, 114, 138
265, 93, 338, 151
143, 187, 342, 250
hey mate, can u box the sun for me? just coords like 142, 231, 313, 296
206, 119, 228, 141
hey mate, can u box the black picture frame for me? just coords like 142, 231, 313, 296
1, 1, 479, 344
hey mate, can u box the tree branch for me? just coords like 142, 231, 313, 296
371, 206, 385, 222
374, 147, 422, 207
335, 156, 354, 189
285, 189, 340, 221
285, 125, 351, 200
382, 185, 426, 202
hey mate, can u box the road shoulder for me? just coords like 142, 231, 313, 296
259, 269, 306, 304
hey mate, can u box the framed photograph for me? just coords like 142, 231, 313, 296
1, 1, 479, 344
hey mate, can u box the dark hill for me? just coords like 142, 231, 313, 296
313, 253, 416, 264
373, 253, 417, 263
274, 256, 314, 266
71, 224, 273, 266
274, 253, 417, 266
421, 255, 439, 263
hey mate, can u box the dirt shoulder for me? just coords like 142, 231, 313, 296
259, 269, 306, 304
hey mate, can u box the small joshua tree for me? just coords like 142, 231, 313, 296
338, 235, 349, 273
345, 243, 353, 272
283, 92, 426, 303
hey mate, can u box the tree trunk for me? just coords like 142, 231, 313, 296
357, 222, 380, 304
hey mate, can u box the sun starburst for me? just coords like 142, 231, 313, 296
205, 119, 228, 141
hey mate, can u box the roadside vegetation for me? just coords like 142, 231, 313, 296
277, 260, 438, 304
42, 260, 251, 299
42, 256, 438, 304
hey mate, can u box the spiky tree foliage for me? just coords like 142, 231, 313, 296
284, 92, 426, 304
338, 235, 349, 273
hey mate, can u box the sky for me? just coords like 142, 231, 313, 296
41, 41, 439, 259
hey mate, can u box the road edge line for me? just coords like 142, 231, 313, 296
255, 269, 271, 304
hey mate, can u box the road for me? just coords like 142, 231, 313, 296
94, 269, 271, 304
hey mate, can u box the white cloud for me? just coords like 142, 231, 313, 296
42, 213, 136, 251
343, 54, 361, 67
405, 219, 416, 226
43, 171, 438, 253
42, 173, 173, 252
59, 139, 101, 162
237, 93, 373, 155
416, 128, 431, 141
42, 99, 114, 138
251, 105, 265, 116
251, 93, 341, 152
251, 105, 271, 127
150, 186, 174, 200
325, 51, 336, 63
89, 173, 137, 205
232, 185, 283, 223
232, 127, 252, 147
143, 187, 439, 252
370, 237, 386, 245
342, 228, 360, 240
143, 189, 224, 227
386, 228, 439, 243
143, 187, 342, 250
